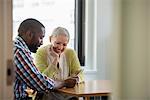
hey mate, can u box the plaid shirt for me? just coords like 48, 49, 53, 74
13, 36, 54, 99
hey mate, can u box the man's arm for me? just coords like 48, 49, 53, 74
14, 48, 55, 92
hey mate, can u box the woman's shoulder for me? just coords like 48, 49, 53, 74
65, 48, 75, 52
36, 44, 51, 53
64, 48, 77, 56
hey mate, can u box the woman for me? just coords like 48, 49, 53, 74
34, 27, 84, 100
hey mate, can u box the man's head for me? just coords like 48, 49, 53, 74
18, 18, 45, 53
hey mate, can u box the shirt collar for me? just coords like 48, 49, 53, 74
14, 35, 30, 52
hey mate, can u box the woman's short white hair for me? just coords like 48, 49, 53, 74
51, 27, 70, 40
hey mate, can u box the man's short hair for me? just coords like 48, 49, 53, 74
18, 18, 45, 35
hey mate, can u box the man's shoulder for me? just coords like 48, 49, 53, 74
13, 36, 30, 53
14, 43, 30, 53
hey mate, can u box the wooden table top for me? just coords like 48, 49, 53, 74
57, 80, 111, 97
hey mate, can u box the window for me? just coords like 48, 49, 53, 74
13, 0, 75, 49
75, 0, 85, 66
13, 0, 85, 66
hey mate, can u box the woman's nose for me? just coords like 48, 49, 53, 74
58, 44, 64, 49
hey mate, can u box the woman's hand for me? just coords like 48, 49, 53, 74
49, 46, 59, 57
53, 78, 77, 90
64, 78, 77, 88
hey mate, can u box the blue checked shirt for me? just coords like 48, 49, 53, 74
13, 36, 55, 99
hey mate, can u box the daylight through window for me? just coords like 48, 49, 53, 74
13, 0, 75, 49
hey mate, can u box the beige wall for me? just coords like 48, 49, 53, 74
0, 0, 13, 99
112, 0, 150, 99
121, 0, 150, 100
111, 0, 122, 99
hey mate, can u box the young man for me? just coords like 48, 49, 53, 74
13, 18, 76, 100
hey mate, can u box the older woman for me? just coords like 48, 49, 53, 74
34, 27, 84, 100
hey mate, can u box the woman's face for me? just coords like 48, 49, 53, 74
51, 34, 69, 54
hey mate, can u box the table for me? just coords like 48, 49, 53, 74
57, 80, 111, 100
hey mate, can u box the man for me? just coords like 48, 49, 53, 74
13, 18, 76, 100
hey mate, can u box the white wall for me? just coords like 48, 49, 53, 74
85, 0, 150, 100
84, 0, 113, 80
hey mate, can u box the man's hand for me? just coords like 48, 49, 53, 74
53, 80, 65, 89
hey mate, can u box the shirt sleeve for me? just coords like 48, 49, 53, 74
66, 49, 84, 83
33, 47, 48, 73
14, 48, 55, 92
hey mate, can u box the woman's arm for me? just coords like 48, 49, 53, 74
34, 46, 56, 78
66, 49, 84, 83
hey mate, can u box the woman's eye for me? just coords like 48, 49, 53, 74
56, 42, 60, 45
63, 44, 67, 46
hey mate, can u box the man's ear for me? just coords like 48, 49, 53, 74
26, 31, 33, 40
25, 31, 34, 44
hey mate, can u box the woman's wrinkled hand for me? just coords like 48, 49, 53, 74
64, 78, 77, 88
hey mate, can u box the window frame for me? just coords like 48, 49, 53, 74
75, 0, 85, 66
